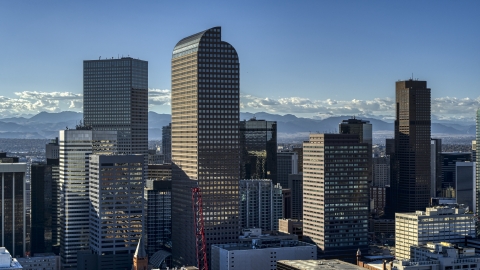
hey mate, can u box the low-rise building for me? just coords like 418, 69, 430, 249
211, 237, 316, 270
278, 259, 364, 270
0, 247, 22, 269
16, 254, 60, 270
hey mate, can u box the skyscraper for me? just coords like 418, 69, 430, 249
83, 57, 148, 158
476, 109, 480, 214
277, 151, 298, 189
59, 129, 117, 270
88, 154, 144, 269
391, 79, 431, 214
239, 179, 283, 231
239, 118, 277, 182
303, 134, 369, 260
0, 153, 26, 258
162, 123, 172, 163
171, 26, 240, 266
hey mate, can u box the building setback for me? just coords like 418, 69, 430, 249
171, 26, 241, 266
303, 134, 369, 260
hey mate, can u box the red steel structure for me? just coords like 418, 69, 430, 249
192, 187, 208, 270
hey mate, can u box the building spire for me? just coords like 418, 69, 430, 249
134, 235, 147, 258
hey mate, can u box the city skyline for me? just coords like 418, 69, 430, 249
0, 1, 479, 121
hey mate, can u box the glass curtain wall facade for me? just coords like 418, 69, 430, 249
240, 119, 277, 182
59, 129, 117, 270
171, 26, 240, 266
392, 80, 431, 213
162, 123, 172, 163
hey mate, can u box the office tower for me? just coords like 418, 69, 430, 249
373, 156, 390, 187
339, 118, 373, 146
431, 138, 442, 197
148, 149, 164, 164
45, 138, 60, 253
171, 26, 240, 266
292, 147, 303, 173
282, 188, 292, 219
477, 109, 480, 214
147, 164, 172, 181
59, 129, 117, 270
83, 57, 148, 158
370, 186, 386, 217
88, 154, 144, 269
145, 179, 172, 256
303, 134, 369, 259
162, 123, 172, 163
395, 206, 475, 260
239, 179, 283, 232
472, 140, 477, 163
392, 79, 431, 214
288, 173, 303, 220
239, 118, 277, 182
277, 151, 298, 189
441, 152, 471, 190
0, 154, 26, 257
456, 162, 475, 212
30, 163, 54, 255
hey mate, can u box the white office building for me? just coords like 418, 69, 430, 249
211, 238, 316, 270
239, 179, 283, 231
395, 206, 475, 260
59, 129, 117, 270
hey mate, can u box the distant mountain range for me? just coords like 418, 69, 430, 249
0, 111, 475, 139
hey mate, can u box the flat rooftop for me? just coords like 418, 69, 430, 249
278, 259, 365, 270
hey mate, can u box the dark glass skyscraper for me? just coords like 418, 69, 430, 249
239, 118, 277, 182
162, 123, 172, 163
171, 27, 240, 266
391, 79, 431, 213
83, 57, 148, 157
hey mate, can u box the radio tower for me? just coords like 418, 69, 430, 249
192, 187, 208, 270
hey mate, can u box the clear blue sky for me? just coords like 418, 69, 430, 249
0, 1, 479, 121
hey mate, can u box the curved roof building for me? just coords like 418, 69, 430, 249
171, 27, 241, 267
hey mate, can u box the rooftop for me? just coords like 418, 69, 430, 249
277, 259, 365, 270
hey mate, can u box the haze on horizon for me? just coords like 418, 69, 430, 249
0, 1, 479, 121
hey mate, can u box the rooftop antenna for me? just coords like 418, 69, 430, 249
99, 56, 101, 60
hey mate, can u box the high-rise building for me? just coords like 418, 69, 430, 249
171, 26, 240, 266
239, 179, 283, 232
339, 118, 372, 146
477, 109, 480, 214
0, 154, 26, 258
373, 156, 390, 187
45, 138, 60, 253
59, 129, 117, 270
391, 79, 431, 214
239, 118, 277, 182
277, 151, 298, 189
431, 138, 442, 197
292, 147, 303, 173
30, 163, 54, 255
440, 152, 471, 190
83, 57, 148, 158
456, 162, 475, 213
162, 123, 172, 163
303, 134, 369, 259
145, 179, 172, 256
288, 173, 303, 220
395, 206, 475, 260
88, 154, 144, 270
